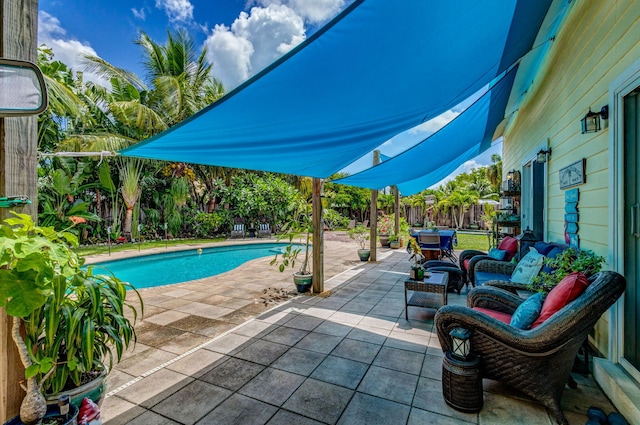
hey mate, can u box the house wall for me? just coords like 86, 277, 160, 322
503, 0, 640, 356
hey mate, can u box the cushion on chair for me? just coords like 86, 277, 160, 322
487, 248, 507, 260
541, 247, 566, 274
497, 236, 519, 260
475, 271, 511, 286
510, 247, 545, 284
533, 241, 556, 256
510, 292, 544, 329
531, 272, 589, 328
463, 258, 471, 270
473, 307, 512, 324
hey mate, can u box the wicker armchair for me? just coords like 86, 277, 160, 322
434, 271, 626, 425
422, 260, 466, 294
459, 236, 518, 284
470, 258, 519, 289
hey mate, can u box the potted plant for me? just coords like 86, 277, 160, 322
527, 248, 605, 294
271, 198, 313, 292
0, 213, 141, 425
378, 215, 393, 247
388, 234, 400, 249
408, 237, 425, 280
348, 225, 370, 261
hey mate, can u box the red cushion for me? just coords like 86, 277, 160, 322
473, 307, 512, 324
497, 236, 518, 260
463, 258, 471, 270
531, 272, 589, 328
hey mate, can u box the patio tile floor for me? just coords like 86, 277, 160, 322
95, 235, 619, 425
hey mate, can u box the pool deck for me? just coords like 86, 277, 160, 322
93, 233, 618, 425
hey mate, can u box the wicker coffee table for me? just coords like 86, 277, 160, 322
404, 271, 449, 319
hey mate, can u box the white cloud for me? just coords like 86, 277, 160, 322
37, 11, 109, 86
205, 4, 305, 89
131, 7, 146, 20
155, 0, 194, 23
408, 109, 460, 136
256, 0, 346, 24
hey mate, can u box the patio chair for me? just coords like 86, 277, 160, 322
231, 221, 245, 238
362, 219, 369, 228
347, 219, 356, 229
435, 271, 626, 425
418, 231, 441, 260
258, 222, 271, 238
458, 235, 519, 284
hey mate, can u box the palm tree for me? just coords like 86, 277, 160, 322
485, 153, 502, 194
135, 29, 224, 125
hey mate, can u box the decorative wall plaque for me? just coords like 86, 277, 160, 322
559, 159, 586, 190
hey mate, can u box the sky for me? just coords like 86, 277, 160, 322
37, 0, 501, 189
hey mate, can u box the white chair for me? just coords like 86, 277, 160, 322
231, 223, 245, 238
258, 223, 271, 238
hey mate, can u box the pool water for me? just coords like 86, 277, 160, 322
89, 243, 294, 289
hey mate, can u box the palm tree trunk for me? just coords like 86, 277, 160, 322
123, 206, 134, 238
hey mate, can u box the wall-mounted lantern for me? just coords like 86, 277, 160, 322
581, 105, 608, 133
536, 148, 552, 164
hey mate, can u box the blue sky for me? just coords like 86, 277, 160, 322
37, 0, 501, 186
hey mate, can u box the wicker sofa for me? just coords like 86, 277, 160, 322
434, 271, 626, 425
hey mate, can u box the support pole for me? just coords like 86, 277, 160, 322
370, 151, 380, 261
1, 1, 40, 420
394, 186, 400, 239
312, 178, 324, 293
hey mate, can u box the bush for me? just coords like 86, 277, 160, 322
323, 208, 349, 230
186, 211, 228, 238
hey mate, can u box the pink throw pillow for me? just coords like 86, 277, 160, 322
498, 236, 518, 260
531, 272, 589, 328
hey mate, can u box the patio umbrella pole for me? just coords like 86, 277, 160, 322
312, 178, 324, 293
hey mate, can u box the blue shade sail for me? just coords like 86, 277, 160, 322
334, 67, 518, 195
121, 0, 552, 178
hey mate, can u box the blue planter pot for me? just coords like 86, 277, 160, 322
4, 404, 79, 425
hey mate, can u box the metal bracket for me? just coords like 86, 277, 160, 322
0, 196, 32, 208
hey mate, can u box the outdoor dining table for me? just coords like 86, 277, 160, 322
409, 229, 457, 260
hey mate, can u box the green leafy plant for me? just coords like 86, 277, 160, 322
348, 225, 370, 250
271, 198, 312, 275
0, 213, 141, 424
527, 248, 605, 294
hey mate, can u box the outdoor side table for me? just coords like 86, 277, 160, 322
442, 351, 483, 412
404, 271, 449, 320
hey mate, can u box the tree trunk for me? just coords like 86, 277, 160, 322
123, 206, 134, 238
11, 318, 46, 425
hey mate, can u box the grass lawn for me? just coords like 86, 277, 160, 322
456, 232, 491, 252
76, 238, 225, 256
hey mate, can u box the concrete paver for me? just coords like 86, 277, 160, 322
96, 235, 611, 425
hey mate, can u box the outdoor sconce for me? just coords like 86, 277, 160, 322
450, 327, 472, 361
506, 170, 515, 181
536, 148, 551, 164
581, 105, 609, 133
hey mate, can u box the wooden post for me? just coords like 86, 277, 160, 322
394, 186, 400, 237
370, 151, 380, 261
1, 0, 40, 420
312, 178, 324, 293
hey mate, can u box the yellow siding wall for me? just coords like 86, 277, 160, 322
503, 0, 640, 355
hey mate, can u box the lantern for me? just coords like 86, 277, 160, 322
450, 327, 472, 361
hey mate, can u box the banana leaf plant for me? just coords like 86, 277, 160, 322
0, 213, 141, 424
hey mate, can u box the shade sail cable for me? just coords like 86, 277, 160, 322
332, 66, 518, 195
120, 0, 552, 178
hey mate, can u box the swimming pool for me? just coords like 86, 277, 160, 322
89, 243, 294, 289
